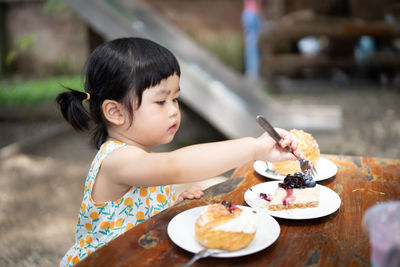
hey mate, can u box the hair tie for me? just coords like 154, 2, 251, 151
85, 92, 90, 101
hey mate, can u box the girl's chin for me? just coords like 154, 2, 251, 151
148, 130, 179, 147
156, 135, 176, 146
162, 136, 175, 145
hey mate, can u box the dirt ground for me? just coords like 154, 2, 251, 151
0, 85, 399, 266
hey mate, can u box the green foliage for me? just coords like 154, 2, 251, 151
43, 0, 66, 13
6, 34, 37, 67
0, 75, 83, 106
54, 57, 75, 75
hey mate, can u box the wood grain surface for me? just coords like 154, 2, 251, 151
76, 155, 400, 266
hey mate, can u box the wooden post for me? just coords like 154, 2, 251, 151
0, 3, 6, 77
88, 26, 104, 53
268, 0, 286, 20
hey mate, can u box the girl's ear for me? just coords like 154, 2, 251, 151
102, 100, 126, 126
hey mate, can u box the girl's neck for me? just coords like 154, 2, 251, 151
107, 135, 151, 152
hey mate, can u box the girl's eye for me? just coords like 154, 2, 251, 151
156, 100, 166, 105
173, 97, 179, 103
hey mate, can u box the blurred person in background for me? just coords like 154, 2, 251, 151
242, 0, 265, 78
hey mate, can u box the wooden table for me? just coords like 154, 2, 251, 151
77, 155, 400, 266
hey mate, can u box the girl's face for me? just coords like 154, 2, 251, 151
126, 73, 181, 148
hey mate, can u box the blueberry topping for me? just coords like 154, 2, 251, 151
303, 174, 312, 181
221, 200, 231, 208
279, 175, 306, 189
279, 173, 317, 188
308, 180, 316, 187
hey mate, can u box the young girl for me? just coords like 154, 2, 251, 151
57, 37, 302, 266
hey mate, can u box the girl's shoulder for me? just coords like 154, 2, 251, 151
98, 140, 148, 159
89, 140, 128, 170
98, 141, 149, 177
101, 141, 147, 160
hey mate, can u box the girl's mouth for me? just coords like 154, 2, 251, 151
168, 123, 178, 133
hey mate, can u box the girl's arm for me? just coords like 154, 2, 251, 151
102, 129, 301, 187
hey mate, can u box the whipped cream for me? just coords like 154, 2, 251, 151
212, 207, 258, 233
197, 214, 210, 226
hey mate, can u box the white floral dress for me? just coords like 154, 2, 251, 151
60, 141, 176, 266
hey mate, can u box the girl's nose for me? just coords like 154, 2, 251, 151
168, 102, 179, 117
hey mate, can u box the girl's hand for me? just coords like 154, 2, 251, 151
255, 128, 304, 162
176, 185, 204, 203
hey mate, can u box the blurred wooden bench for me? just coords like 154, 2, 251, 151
259, 16, 400, 77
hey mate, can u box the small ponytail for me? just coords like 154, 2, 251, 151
56, 87, 90, 132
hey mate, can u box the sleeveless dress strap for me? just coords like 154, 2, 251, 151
84, 141, 127, 195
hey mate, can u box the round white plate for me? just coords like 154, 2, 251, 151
167, 205, 280, 257
244, 182, 341, 220
253, 157, 338, 182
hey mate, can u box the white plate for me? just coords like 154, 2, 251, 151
253, 157, 338, 182
167, 205, 280, 257
244, 182, 341, 220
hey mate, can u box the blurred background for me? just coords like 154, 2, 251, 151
0, 0, 399, 266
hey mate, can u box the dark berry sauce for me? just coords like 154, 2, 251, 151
259, 192, 272, 202
249, 188, 272, 202
282, 188, 295, 206
221, 201, 236, 214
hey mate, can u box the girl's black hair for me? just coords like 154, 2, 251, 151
56, 37, 181, 149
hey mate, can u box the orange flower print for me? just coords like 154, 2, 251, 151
172, 194, 176, 202
116, 218, 124, 227
86, 181, 92, 191
153, 210, 160, 216
126, 223, 134, 231
157, 194, 166, 203
100, 221, 110, 229
72, 256, 79, 265
94, 202, 106, 207
140, 187, 148, 197
115, 197, 123, 205
136, 211, 145, 220
124, 197, 133, 207
165, 186, 170, 196
146, 197, 150, 206
62, 142, 136, 266
149, 186, 156, 193
85, 235, 92, 244
80, 203, 86, 212
85, 223, 92, 231
90, 212, 99, 221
